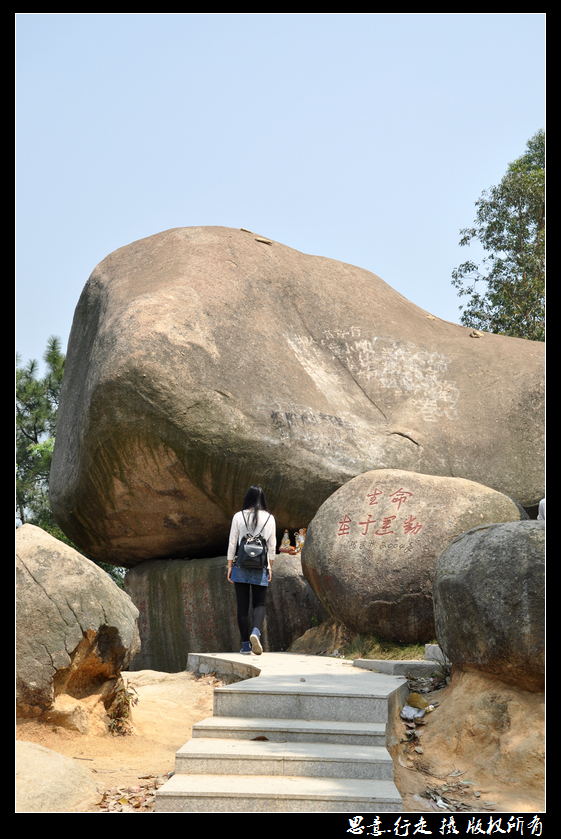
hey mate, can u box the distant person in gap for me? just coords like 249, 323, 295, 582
227, 486, 277, 655
538, 498, 545, 520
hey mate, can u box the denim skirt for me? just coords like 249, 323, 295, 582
231, 564, 269, 586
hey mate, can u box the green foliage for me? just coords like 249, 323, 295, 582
452, 129, 545, 341
16, 337, 127, 589
16, 336, 65, 527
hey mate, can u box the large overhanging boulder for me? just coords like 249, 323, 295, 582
49, 226, 544, 567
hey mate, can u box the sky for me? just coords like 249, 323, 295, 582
16, 13, 545, 374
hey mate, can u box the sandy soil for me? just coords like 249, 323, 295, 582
390, 670, 545, 815
16, 670, 219, 812
16, 666, 545, 814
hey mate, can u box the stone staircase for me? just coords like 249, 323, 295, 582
155, 654, 409, 813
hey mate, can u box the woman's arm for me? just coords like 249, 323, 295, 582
227, 515, 239, 582
266, 516, 276, 580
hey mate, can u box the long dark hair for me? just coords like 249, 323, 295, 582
243, 485, 267, 531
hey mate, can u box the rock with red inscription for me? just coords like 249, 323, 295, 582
300, 469, 528, 643
49, 226, 544, 567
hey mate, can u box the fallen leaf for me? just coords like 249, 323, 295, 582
407, 692, 429, 709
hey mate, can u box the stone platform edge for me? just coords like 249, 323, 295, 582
187, 653, 261, 680
186, 645, 450, 682
352, 659, 447, 677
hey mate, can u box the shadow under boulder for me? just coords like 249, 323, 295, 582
124, 553, 328, 672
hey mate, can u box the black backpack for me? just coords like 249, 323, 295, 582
235, 511, 271, 570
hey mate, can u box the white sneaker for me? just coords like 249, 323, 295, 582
250, 629, 263, 655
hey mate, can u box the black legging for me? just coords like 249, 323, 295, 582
234, 582, 267, 642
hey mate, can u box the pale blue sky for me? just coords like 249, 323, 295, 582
16, 13, 545, 372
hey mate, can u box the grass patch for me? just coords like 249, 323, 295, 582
339, 634, 430, 661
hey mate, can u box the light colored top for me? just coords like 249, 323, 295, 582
227, 509, 277, 569
538, 498, 545, 521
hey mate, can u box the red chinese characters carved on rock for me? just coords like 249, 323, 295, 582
403, 514, 423, 535
335, 488, 424, 537
375, 515, 396, 536
358, 514, 377, 536
366, 488, 383, 506
337, 514, 352, 536
390, 488, 413, 510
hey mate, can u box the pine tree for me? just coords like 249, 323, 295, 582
16, 336, 64, 526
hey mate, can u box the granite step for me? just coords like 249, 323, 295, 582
192, 715, 387, 746
155, 773, 402, 813
212, 672, 407, 724
175, 736, 394, 779
155, 654, 407, 813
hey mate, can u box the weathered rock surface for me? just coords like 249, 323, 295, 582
49, 226, 544, 567
16, 741, 103, 813
300, 469, 528, 643
124, 554, 328, 671
16, 524, 141, 724
287, 617, 358, 656
433, 520, 545, 691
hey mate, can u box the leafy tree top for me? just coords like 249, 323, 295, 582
452, 129, 545, 341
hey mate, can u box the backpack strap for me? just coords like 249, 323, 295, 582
241, 510, 270, 538
256, 514, 271, 537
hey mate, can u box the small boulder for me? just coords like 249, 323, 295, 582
16, 524, 140, 725
16, 741, 103, 812
434, 520, 545, 691
301, 469, 527, 643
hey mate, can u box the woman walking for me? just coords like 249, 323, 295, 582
227, 486, 276, 655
